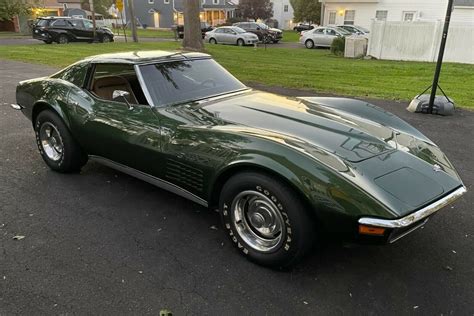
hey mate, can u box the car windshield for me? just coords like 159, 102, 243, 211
256, 23, 269, 29
36, 19, 50, 27
357, 26, 370, 33
233, 27, 246, 34
139, 59, 247, 107
335, 27, 352, 35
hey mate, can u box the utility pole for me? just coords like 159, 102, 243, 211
90, 0, 96, 40
128, 0, 138, 42
428, 0, 454, 113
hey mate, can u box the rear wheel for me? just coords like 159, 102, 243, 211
57, 34, 68, 44
305, 39, 314, 49
35, 110, 87, 173
219, 172, 315, 268
236, 38, 244, 46
209, 38, 217, 44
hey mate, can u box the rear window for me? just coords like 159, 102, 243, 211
36, 19, 50, 27
53, 63, 89, 87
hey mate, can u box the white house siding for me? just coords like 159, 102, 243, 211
271, 0, 295, 29
321, 0, 474, 29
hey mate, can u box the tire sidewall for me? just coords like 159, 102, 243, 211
220, 173, 312, 267
35, 112, 66, 170
305, 39, 314, 49
237, 39, 244, 46
209, 38, 217, 44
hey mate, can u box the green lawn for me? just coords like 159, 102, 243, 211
281, 30, 300, 42
114, 28, 175, 39
0, 31, 29, 38
0, 41, 472, 108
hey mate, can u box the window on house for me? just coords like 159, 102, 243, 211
328, 11, 336, 24
148, 0, 154, 4
164, 0, 170, 3
284, 5, 288, 12
403, 11, 416, 21
375, 10, 387, 21
344, 10, 355, 25
213, 0, 219, 4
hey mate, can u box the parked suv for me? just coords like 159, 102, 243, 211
33, 16, 114, 44
232, 22, 283, 43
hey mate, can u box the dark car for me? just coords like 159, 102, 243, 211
12, 51, 466, 268
233, 22, 283, 43
293, 23, 314, 32
176, 22, 213, 39
32, 16, 114, 44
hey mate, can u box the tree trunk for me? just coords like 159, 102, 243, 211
182, 0, 204, 51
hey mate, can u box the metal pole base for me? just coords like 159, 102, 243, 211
407, 94, 455, 116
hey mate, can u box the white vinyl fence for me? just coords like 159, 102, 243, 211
367, 21, 474, 64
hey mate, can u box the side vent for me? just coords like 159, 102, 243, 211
165, 158, 204, 192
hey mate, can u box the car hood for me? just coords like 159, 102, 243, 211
269, 28, 282, 33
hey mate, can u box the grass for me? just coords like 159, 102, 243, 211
281, 30, 300, 42
113, 28, 175, 39
0, 41, 472, 108
0, 31, 29, 38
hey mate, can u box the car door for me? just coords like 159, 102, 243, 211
311, 28, 325, 46
324, 28, 338, 46
68, 63, 163, 176
213, 28, 226, 43
223, 28, 235, 44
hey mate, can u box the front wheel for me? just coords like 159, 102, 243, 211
57, 34, 68, 44
305, 39, 314, 49
35, 110, 87, 173
209, 38, 217, 44
219, 172, 315, 268
101, 35, 112, 43
43, 40, 52, 44
236, 38, 244, 46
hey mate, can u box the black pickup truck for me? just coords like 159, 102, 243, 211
175, 22, 213, 39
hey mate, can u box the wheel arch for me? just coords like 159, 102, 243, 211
208, 161, 318, 223
32, 101, 71, 129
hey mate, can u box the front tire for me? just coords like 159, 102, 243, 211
57, 34, 68, 44
35, 110, 87, 173
305, 39, 314, 49
101, 35, 112, 43
209, 38, 217, 44
236, 38, 244, 46
219, 172, 315, 268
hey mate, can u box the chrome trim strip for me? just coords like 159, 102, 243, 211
388, 218, 429, 243
10, 103, 24, 110
89, 155, 208, 207
358, 186, 466, 228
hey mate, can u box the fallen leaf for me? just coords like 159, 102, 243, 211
452, 250, 457, 254
413, 305, 419, 309
443, 265, 453, 271
12, 235, 25, 240
210, 225, 218, 230
303, 301, 309, 305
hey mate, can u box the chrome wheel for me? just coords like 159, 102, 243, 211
231, 190, 285, 252
39, 122, 64, 162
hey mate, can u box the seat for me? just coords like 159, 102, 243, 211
92, 76, 138, 104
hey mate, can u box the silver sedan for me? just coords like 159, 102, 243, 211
299, 26, 352, 49
205, 26, 259, 46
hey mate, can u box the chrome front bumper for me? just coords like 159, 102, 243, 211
358, 186, 467, 242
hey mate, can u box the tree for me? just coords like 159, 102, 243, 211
182, 0, 204, 52
290, 0, 321, 24
238, 0, 273, 21
80, 0, 114, 17
0, 0, 32, 21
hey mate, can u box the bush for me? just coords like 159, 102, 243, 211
331, 37, 345, 56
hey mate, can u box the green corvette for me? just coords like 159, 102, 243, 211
13, 51, 466, 267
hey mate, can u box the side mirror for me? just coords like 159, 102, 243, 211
112, 90, 133, 109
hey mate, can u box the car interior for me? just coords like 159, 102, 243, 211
89, 64, 149, 105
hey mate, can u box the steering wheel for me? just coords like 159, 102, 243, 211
200, 79, 216, 88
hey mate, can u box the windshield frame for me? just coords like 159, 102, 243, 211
135, 57, 249, 108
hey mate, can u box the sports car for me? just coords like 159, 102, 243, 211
13, 51, 466, 268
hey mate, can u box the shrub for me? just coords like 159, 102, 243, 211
331, 37, 345, 56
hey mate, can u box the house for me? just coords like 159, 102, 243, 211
131, 0, 237, 28
319, 0, 474, 29
270, 0, 295, 29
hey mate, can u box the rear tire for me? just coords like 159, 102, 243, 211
236, 38, 244, 46
57, 34, 68, 44
305, 39, 314, 49
35, 110, 87, 173
209, 38, 217, 44
219, 171, 315, 268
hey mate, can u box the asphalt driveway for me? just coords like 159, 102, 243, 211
0, 59, 473, 315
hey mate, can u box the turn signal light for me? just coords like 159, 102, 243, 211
359, 225, 386, 236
